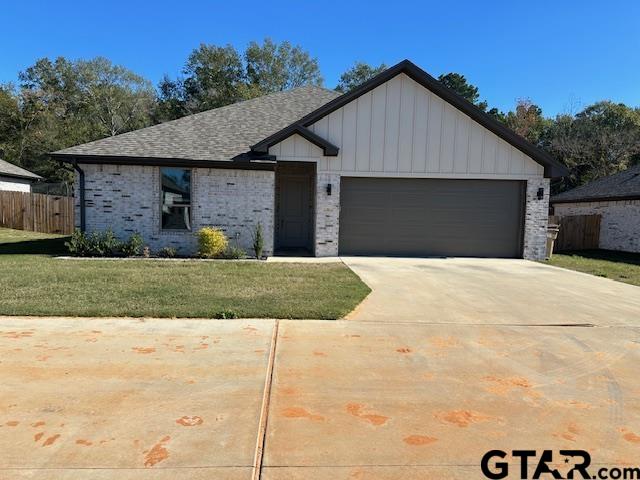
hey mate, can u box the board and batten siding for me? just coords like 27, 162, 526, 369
268, 73, 543, 179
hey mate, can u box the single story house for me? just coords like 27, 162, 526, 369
551, 164, 640, 253
0, 159, 41, 192
51, 60, 567, 259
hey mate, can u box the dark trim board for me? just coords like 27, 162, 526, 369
50, 154, 277, 171
252, 60, 568, 179
551, 195, 640, 204
252, 124, 339, 156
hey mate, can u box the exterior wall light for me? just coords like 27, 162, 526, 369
537, 187, 544, 200
326, 183, 332, 196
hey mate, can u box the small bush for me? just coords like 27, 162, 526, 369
65, 230, 92, 256
142, 246, 151, 258
220, 245, 246, 259
158, 246, 177, 258
66, 230, 145, 257
253, 223, 264, 259
121, 233, 144, 257
197, 227, 228, 258
214, 309, 238, 319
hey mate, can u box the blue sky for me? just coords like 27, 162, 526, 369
2, 0, 639, 116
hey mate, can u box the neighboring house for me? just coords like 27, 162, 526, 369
51, 60, 567, 259
0, 159, 41, 192
551, 164, 640, 253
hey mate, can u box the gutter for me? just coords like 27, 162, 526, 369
72, 159, 86, 232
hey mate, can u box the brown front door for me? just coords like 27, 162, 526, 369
275, 164, 314, 252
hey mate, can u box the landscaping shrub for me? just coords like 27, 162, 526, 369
197, 227, 228, 258
66, 229, 145, 257
121, 232, 144, 257
65, 229, 92, 257
253, 223, 264, 259
220, 245, 246, 259
213, 309, 238, 319
158, 246, 177, 258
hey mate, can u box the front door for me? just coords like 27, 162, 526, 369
275, 164, 314, 253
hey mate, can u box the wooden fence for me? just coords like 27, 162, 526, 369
549, 214, 601, 252
0, 191, 74, 235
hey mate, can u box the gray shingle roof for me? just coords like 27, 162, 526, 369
0, 159, 41, 180
552, 164, 640, 203
53, 86, 341, 161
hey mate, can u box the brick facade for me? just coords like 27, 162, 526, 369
553, 200, 640, 253
76, 164, 548, 259
523, 177, 551, 260
76, 164, 274, 256
314, 173, 341, 256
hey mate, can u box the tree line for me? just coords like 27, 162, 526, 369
1, 38, 638, 192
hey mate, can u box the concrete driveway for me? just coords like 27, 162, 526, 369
342, 257, 640, 325
2, 259, 640, 479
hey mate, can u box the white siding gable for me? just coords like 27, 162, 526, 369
269, 73, 544, 179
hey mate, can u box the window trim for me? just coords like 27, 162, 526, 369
160, 167, 193, 232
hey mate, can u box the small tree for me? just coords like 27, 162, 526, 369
253, 223, 264, 259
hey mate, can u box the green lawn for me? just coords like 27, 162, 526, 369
0, 228, 370, 319
546, 250, 640, 287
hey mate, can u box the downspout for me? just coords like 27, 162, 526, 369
72, 159, 86, 232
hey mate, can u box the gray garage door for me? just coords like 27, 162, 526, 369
339, 178, 525, 257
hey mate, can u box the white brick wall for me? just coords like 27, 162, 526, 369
523, 177, 550, 260
76, 164, 274, 256
315, 173, 340, 256
553, 200, 640, 253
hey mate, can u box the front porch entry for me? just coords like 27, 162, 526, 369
274, 162, 316, 256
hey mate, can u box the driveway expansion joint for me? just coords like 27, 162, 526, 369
252, 319, 280, 480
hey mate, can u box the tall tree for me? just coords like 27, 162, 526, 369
3, 56, 155, 182
438, 72, 488, 111
504, 99, 549, 144
181, 44, 246, 113
543, 101, 640, 190
76, 57, 155, 136
335, 62, 387, 93
245, 38, 322, 93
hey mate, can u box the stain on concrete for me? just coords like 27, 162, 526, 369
132, 347, 155, 354
76, 439, 93, 446
435, 410, 491, 428
34, 432, 44, 442
483, 376, 532, 396
403, 435, 438, 446
396, 347, 412, 353
346, 403, 389, 426
620, 428, 640, 443
5, 420, 19, 427
313, 351, 327, 357
144, 435, 170, 467
281, 407, 324, 422
176, 416, 203, 427
554, 422, 581, 442
31, 421, 45, 428
42, 434, 61, 446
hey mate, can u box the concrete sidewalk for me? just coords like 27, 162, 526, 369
2, 315, 640, 479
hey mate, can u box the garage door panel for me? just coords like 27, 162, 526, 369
339, 178, 524, 257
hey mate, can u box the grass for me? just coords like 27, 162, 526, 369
0, 228, 370, 319
545, 250, 640, 287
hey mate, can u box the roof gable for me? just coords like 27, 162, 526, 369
253, 60, 568, 178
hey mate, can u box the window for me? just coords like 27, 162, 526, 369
161, 167, 191, 230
